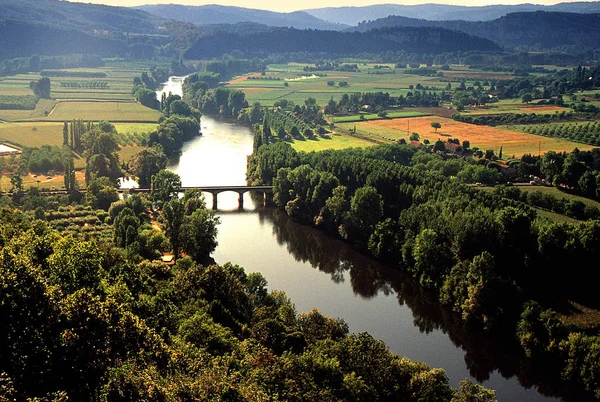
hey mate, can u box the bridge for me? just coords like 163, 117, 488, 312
126, 185, 275, 209
13, 185, 275, 210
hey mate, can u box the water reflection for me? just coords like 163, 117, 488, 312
258, 208, 594, 402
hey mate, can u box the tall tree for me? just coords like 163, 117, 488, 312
63, 122, 69, 147
163, 198, 185, 257
150, 170, 181, 209
129, 147, 168, 188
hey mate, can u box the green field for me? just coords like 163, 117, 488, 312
0, 122, 64, 147
228, 63, 512, 107
39, 101, 161, 122
290, 133, 377, 152
0, 63, 162, 123
331, 111, 430, 123
0, 121, 155, 149
517, 185, 600, 209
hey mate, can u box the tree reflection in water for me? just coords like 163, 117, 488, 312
262, 208, 596, 402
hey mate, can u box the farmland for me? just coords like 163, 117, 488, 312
0, 63, 162, 123
41, 101, 161, 122
226, 62, 500, 107
339, 116, 591, 157
290, 132, 378, 152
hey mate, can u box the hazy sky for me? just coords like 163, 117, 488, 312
68, 0, 593, 13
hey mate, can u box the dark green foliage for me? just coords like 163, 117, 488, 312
128, 147, 168, 187
150, 170, 181, 209
29, 77, 51, 99
147, 115, 201, 157
133, 87, 160, 110
453, 112, 574, 126
248, 140, 600, 397
19, 146, 64, 173
184, 26, 501, 59
0, 95, 37, 110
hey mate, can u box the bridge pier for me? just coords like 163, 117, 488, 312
263, 191, 273, 207
238, 192, 244, 209
212, 193, 218, 210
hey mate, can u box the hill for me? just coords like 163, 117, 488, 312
0, 19, 133, 60
304, 1, 600, 25
0, 0, 163, 34
136, 4, 347, 31
184, 26, 502, 59
352, 11, 600, 49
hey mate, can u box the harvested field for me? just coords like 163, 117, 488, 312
228, 73, 260, 84
344, 116, 591, 157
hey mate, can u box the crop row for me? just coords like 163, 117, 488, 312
523, 121, 600, 145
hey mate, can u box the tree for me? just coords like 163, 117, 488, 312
10, 172, 23, 194
452, 379, 497, 402
63, 148, 76, 191
163, 198, 185, 257
113, 207, 140, 248
29, 77, 51, 98
169, 100, 193, 117
150, 170, 181, 209
522, 93, 533, 104
412, 228, 453, 289
410, 132, 420, 141
433, 140, 446, 152
85, 177, 119, 210
431, 121, 442, 132
180, 208, 220, 262
134, 87, 160, 109
129, 148, 168, 188
348, 186, 383, 233
63, 122, 69, 146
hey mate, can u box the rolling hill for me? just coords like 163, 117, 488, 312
136, 4, 347, 31
351, 11, 600, 49
184, 25, 502, 59
304, 1, 600, 25
0, 0, 163, 34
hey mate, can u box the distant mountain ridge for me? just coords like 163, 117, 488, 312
136, 4, 348, 31
304, 1, 600, 25
184, 25, 501, 59
351, 11, 600, 49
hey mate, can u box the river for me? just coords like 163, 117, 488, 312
157, 82, 582, 402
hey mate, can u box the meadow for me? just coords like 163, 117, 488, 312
42, 101, 161, 122
339, 116, 591, 157
290, 132, 378, 152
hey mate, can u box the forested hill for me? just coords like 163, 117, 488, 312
304, 1, 600, 25
352, 12, 600, 49
136, 4, 347, 31
184, 26, 502, 59
0, 0, 163, 34
0, 20, 133, 60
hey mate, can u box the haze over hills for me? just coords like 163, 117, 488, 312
0, 0, 163, 33
351, 11, 600, 49
136, 4, 348, 30
303, 1, 600, 25
0, 0, 166, 60
184, 26, 502, 59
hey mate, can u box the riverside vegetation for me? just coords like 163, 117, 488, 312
247, 139, 600, 399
